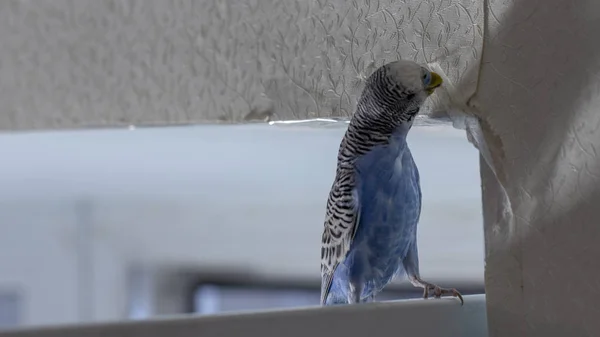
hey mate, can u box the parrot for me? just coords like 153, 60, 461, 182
320, 60, 463, 306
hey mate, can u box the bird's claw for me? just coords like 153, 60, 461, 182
422, 284, 464, 305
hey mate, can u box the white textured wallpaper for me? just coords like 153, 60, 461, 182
0, 0, 482, 131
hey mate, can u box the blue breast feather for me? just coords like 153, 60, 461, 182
328, 130, 422, 302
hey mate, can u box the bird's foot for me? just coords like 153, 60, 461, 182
409, 277, 464, 305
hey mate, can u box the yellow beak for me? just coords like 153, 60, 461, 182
426, 72, 443, 95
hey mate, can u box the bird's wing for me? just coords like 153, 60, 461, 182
320, 170, 361, 305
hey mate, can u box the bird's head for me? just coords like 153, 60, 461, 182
359, 60, 442, 123
379, 60, 443, 100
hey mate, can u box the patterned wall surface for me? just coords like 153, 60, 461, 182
0, 0, 483, 131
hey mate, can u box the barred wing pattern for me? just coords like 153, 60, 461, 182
320, 169, 361, 305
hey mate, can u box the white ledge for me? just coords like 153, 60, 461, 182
0, 295, 487, 337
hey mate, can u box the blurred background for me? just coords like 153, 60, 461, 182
0, 119, 484, 330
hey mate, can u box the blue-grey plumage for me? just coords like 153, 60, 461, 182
320, 60, 463, 306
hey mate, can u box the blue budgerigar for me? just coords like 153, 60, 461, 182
320, 60, 463, 306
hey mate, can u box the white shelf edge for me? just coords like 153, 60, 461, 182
0, 294, 487, 337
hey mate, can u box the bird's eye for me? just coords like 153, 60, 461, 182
422, 71, 431, 86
